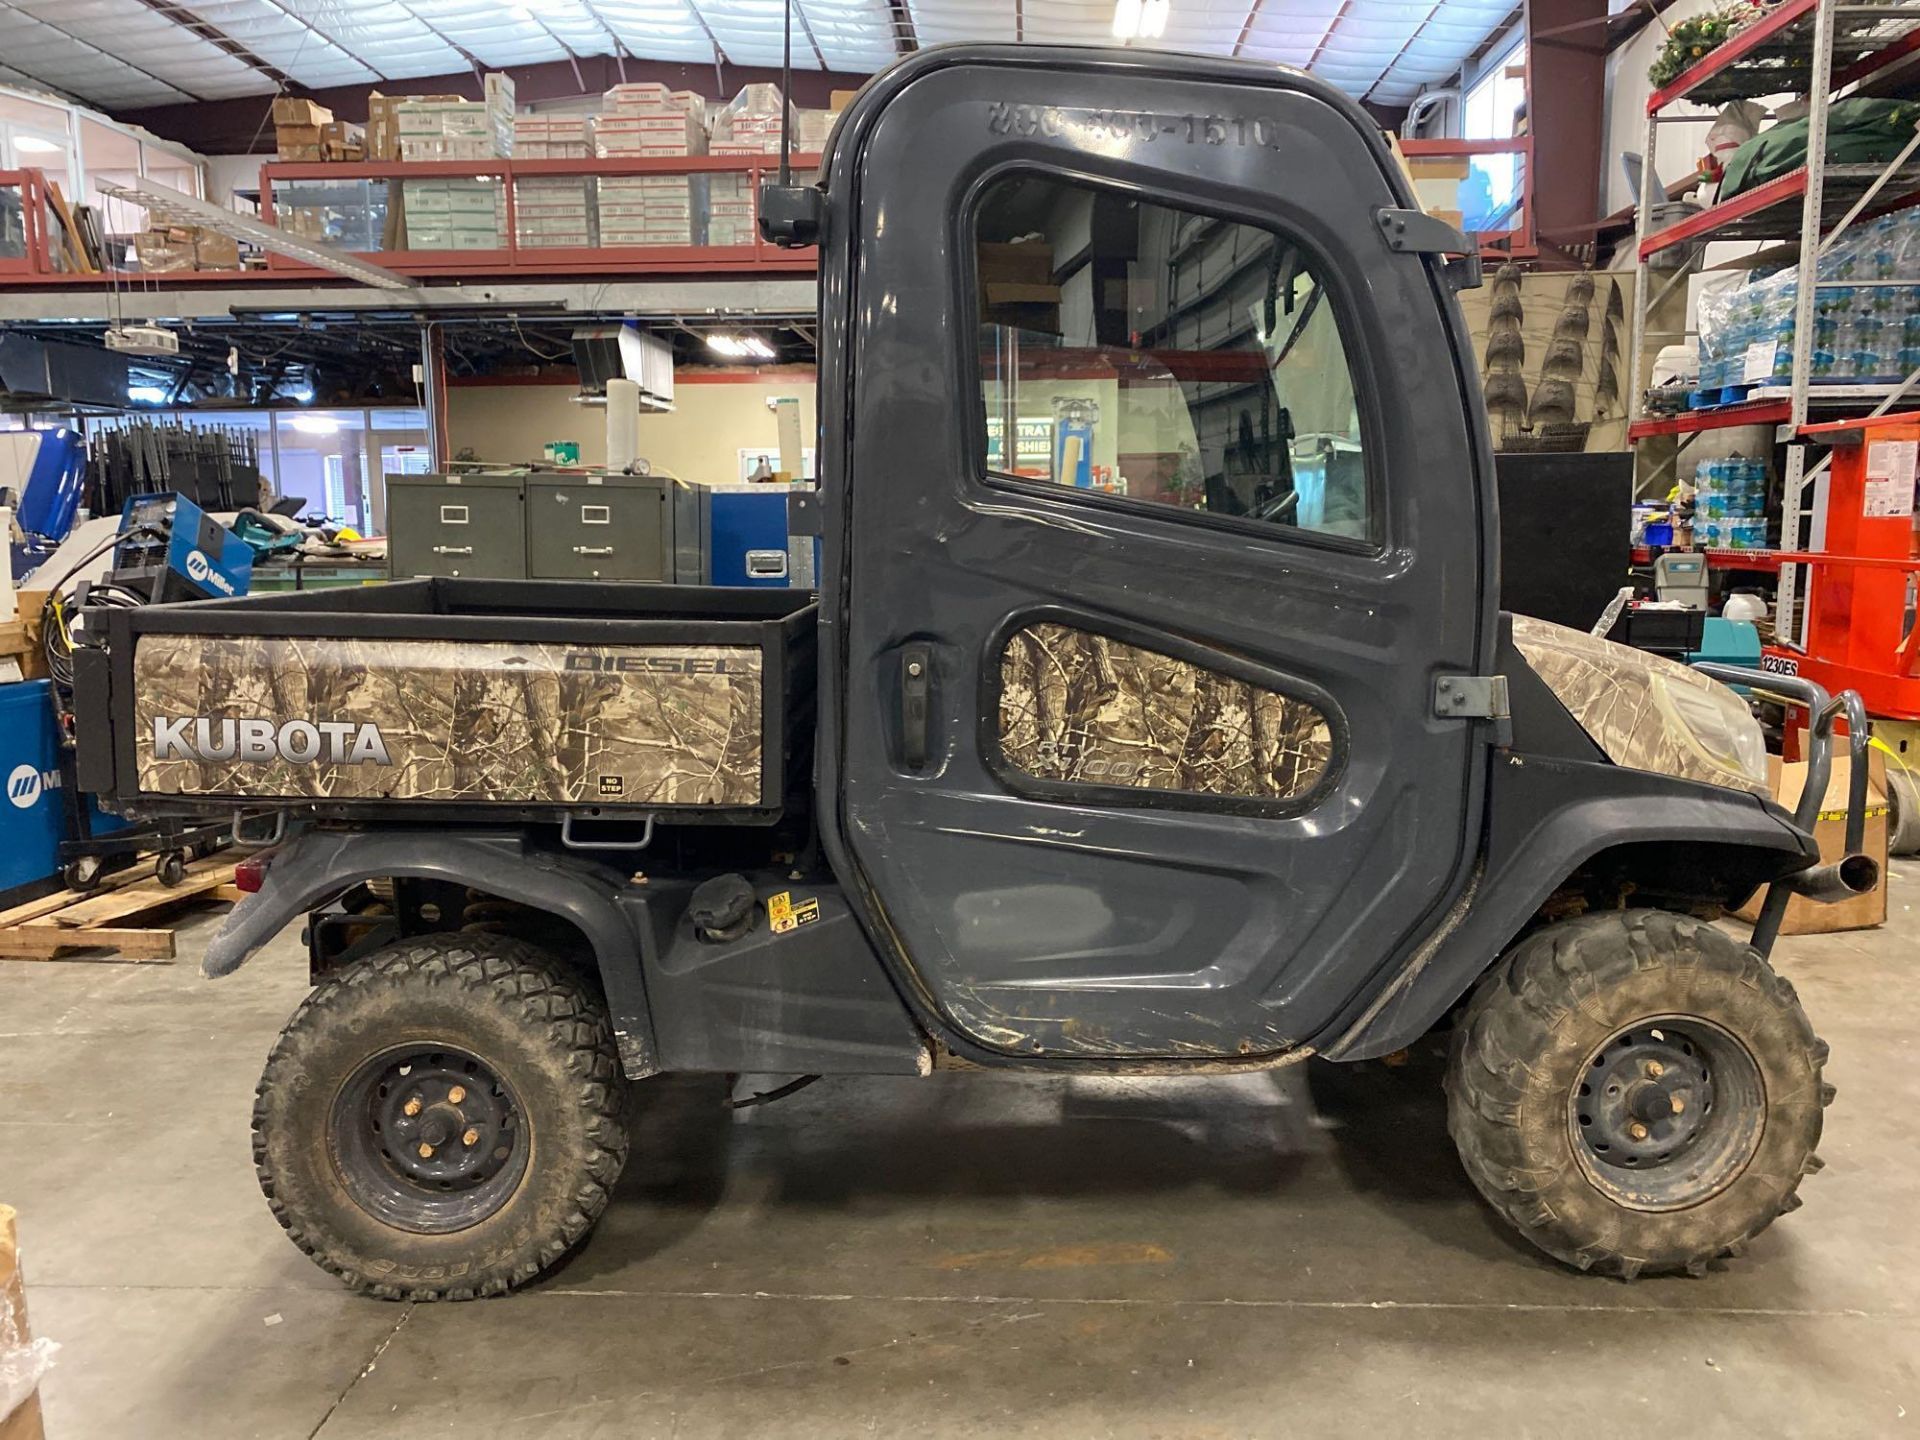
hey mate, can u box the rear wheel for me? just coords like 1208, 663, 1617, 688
253, 933, 629, 1300
1447, 909, 1831, 1278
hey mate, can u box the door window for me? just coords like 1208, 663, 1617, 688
974, 174, 1370, 543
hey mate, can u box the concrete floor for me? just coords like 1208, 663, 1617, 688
3, 877, 1916, 1440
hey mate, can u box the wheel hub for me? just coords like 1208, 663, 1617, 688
1569, 1017, 1764, 1212
369, 1059, 515, 1189
330, 1045, 529, 1234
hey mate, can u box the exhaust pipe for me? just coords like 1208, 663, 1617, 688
1792, 852, 1881, 903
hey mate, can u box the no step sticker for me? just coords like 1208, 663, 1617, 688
767, 891, 821, 935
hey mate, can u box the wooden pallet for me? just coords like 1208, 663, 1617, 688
0, 858, 243, 962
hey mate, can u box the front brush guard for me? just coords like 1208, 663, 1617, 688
1693, 664, 1875, 954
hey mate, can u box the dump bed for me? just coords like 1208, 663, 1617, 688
73, 579, 817, 824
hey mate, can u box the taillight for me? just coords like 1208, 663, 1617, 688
234, 855, 272, 893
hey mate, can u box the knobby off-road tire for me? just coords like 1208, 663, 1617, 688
253, 933, 630, 1300
1447, 909, 1831, 1278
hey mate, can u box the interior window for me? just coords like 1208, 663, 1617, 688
974, 175, 1369, 542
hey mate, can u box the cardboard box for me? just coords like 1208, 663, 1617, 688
272, 96, 332, 127
133, 230, 195, 273
319, 120, 365, 161
367, 92, 398, 161
1, 1206, 46, 1440
979, 240, 1054, 286
275, 122, 325, 159
135, 226, 241, 273
984, 282, 1062, 305
194, 231, 241, 270
1734, 751, 1889, 934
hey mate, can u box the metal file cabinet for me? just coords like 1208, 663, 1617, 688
526, 474, 671, 582
386, 472, 526, 579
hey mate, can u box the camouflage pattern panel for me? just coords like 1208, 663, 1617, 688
998, 622, 1333, 800
1510, 614, 1767, 796
133, 634, 764, 806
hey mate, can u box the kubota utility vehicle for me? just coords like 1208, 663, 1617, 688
73, 44, 1872, 1298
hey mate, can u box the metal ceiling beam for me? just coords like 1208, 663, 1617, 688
792, 0, 831, 71
386, 0, 491, 83
1362, 0, 1446, 100
889, 0, 920, 54
571, 1, 642, 75
252, 0, 393, 84
2, 6, 204, 104
681, 0, 735, 69
1230, 0, 1267, 58
1303, 0, 1354, 72
132, 0, 299, 91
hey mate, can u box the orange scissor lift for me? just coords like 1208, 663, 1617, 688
1766, 414, 1920, 746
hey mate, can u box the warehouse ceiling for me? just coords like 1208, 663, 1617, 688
0, 0, 1514, 110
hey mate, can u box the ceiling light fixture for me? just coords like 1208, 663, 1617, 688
289, 414, 340, 435
12, 136, 60, 155
705, 333, 776, 361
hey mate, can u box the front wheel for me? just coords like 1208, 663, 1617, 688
253, 933, 630, 1300
1447, 909, 1831, 1278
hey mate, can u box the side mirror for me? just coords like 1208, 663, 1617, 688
758, 185, 826, 248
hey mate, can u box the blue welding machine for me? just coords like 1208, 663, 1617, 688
111, 493, 253, 604
0, 680, 128, 903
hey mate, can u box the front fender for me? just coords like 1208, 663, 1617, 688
1319, 753, 1818, 1061
206, 828, 660, 1075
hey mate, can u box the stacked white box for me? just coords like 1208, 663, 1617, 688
512, 115, 592, 160
515, 175, 594, 248
595, 84, 707, 158
705, 83, 784, 246
596, 175, 703, 247
603, 83, 706, 127
397, 74, 515, 162
594, 85, 707, 245
402, 177, 505, 250
703, 170, 756, 247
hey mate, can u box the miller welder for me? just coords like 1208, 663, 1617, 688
108, 492, 252, 603
25, 491, 247, 891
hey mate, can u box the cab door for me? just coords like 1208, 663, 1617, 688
820, 49, 1495, 1060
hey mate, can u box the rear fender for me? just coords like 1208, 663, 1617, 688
1318, 752, 1818, 1061
205, 829, 660, 1075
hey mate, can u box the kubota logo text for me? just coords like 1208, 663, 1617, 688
152, 717, 392, 766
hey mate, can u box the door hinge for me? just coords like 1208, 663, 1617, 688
1375, 208, 1483, 290
1434, 674, 1512, 747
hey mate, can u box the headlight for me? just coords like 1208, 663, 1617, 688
1651, 673, 1769, 790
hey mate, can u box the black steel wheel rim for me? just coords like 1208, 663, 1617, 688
1568, 1015, 1766, 1212
329, 1044, 531, 1235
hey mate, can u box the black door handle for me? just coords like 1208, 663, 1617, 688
900, 645, 931, 770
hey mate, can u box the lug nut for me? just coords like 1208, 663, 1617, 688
1629, 1121, 1649, 1141
1670, 1094, 1686, 1115
403, 1096, 423, 1117
1645, 1061, 1665, 1080
463, 1128, 480, 1146
417, 1142, 435, 1158
447, 1085, 467, 1104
